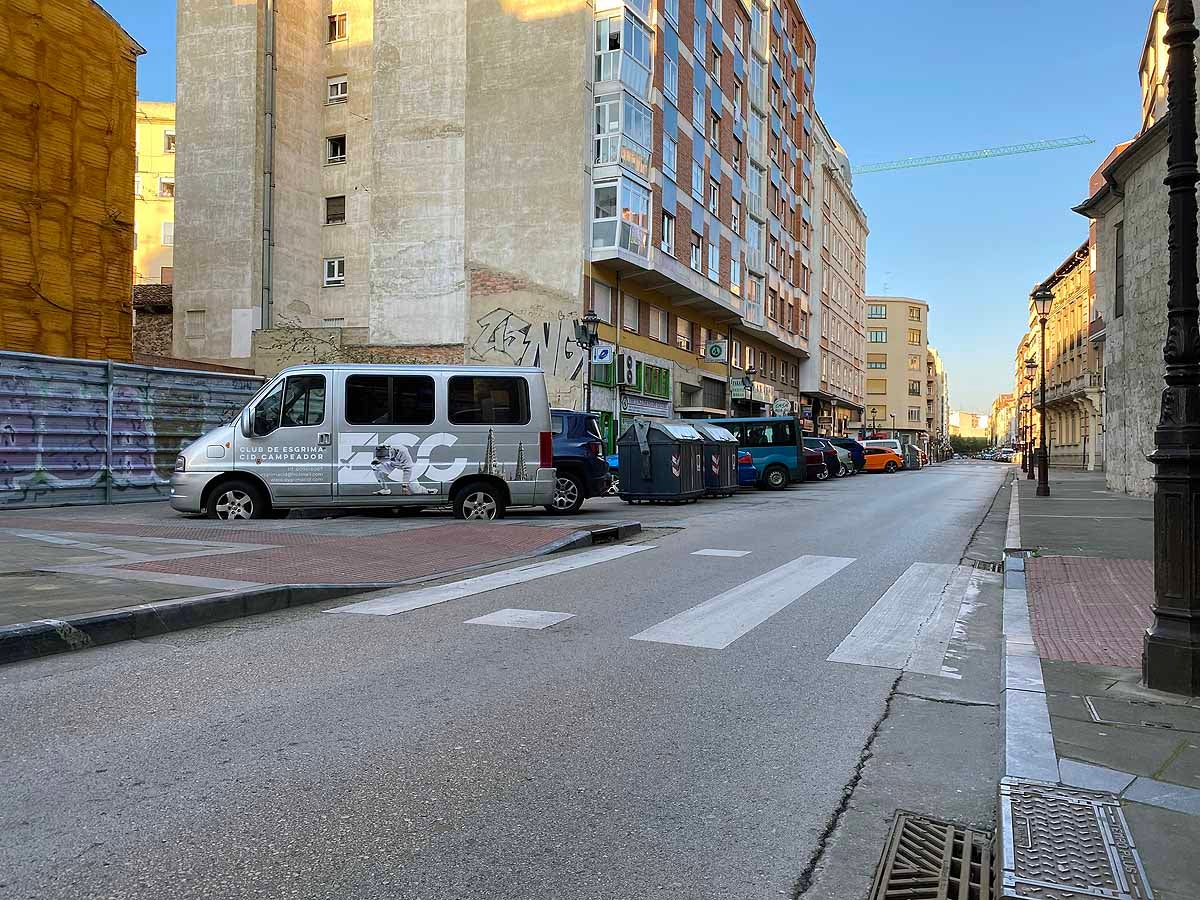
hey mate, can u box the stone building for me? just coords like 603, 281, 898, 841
132, 284, 173, 357
989, 393, 1016, 447
926, 345, 949, 444
862, 296, 932, 448
0, 0, 143, 361
174, 0, 867, 448
134, 101, 176, 286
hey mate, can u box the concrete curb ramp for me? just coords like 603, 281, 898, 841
0, 520, 642, 665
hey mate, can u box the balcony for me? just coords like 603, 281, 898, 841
1088, 316, 1107, 343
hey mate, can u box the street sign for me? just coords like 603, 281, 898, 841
705, 340, 728, 363
772, 399, 792, 416
591, 343, 615, 365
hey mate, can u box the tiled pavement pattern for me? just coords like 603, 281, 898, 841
1026, 556, 1153, 668
122, 522, 580, 584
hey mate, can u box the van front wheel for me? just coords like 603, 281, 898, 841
207, 479, 267, 521
453, 481, 506, 521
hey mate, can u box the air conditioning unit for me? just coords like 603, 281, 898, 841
618, 354, 637, 385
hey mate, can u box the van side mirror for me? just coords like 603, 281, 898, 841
240, 407, 252, 437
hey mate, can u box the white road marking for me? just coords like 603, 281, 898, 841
631, 554, 855, 650
827, 563, 999, 677
465, 609, 574, 630
691, 549, 752, 558
1005, 483, 1022, 550
330, 543, 654, 616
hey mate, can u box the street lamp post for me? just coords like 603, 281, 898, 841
574, 310, 602, 413
890, 413, 897, 438
1081, 417, 1089, 471
1144, 0, 1200, 695
1033, 290, 1054, 497
1024, 358, 1037, 479
869, 406, 879, 435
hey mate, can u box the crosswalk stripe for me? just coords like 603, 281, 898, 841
329, 544, 654, 616
631, 554, 856, 650
691, 549, 752, 558
826, 563, 998, 676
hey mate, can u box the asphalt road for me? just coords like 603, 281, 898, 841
0, 462, 1010, 900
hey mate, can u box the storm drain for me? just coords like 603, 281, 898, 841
998, 778, 1153, 899
869, 812, 994, 899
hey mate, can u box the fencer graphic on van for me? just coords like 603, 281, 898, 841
170, 365, 556, 521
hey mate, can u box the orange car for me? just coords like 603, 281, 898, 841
863, 446, 905, 473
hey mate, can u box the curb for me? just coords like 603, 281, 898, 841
0, 520, 643, 666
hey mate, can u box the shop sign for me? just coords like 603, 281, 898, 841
620, 393, 671, 417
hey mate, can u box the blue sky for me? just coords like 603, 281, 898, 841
109, 0, 1150, 412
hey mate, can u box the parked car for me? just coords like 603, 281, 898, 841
737, 451, 758, 487
863, 438, 905, 457
699, 417, 808, 490
804, 437, 853, 478
863, 446, 906, 473
804, 446, 831, 481
547, 409, 612, 514
171, 364, 556, 521
827, 437, 867, 472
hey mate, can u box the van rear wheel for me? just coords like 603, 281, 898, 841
763, 465, 789, 490
207, 479, 267, 521
453, 481, 506, 521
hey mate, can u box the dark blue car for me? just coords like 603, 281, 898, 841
827, 437, 867, 473
548, 409, 612, 514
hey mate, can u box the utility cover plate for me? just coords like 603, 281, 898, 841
1085, 696, 1200, 734
998, 778, 1153, 899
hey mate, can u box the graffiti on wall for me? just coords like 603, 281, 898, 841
467, 307, 585, 382
0, 352, 261, 509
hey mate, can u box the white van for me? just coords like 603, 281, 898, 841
862, 438, 904, 457
170, 365, 556, 521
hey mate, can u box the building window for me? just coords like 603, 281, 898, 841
908, 380, 921, 396
733, 137, 742, 167
594, 93, 619, 164
867, 304, 886, 318
649, 306, 669, 342
1114, 221, 1125, 318
158, 176, 174, 198
663, 0, 679, 25
161, 221, 174, 246
593, 281, 614, 323
322, 317, 346, 328
867, 379, 887, 395
324, 257, 345, 287
868, 329, 887, 343
709, 112, 721, 149
734, 17, 744, 53
907, 328, 922, 345
769, 355, 776, 380
730, 256, 742, 294
691, 161, 704, 200
908, 407, 922, 423
707, 242, 719, 282
676, 316, 693, 351
326, 135, 346, 164
693, 87, 704, 128
661, 211, 675, 254
163, 130, 176, 153
623, 294, 639, 332
867, 353, 886, 369
325, 195, 346, 225
908, 354, 921, 370
690, 232, 702, 271
327, 75, 348, 103
327, 13, 347, 42
591, 180, 617, 247
709, 46, 721, 83
731, 199, 741, 233
184, 309, 206, 338
595, 14, 621, 81
732, 339, 742, 368
160, 266, 173, 284
708, 177, 719, 214
663, 53, 678, 103
908, 305, 922, 321
663, 135, 677, 181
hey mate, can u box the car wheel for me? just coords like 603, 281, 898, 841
453, 481, 505, 521
207, 479, 267, 521
815, 466, 830, 481
763, 465, 789, 490
885, 461, 898, 473
546, 472, 585, 515
835, 463, 850, 478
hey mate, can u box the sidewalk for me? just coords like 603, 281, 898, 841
1002, 469, 1199, 899
0, 502, 640, 663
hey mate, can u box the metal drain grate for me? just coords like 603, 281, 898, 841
870, 812, 994, 899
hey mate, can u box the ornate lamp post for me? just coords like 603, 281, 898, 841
890, 413, 897, 437
1033, 289, 1054, 496
1024, 357, 1037, 478
1144, 0, 1200, 695
573, 310, 602, 413
1081, 416, 1090, 471
869, 406, 879, 434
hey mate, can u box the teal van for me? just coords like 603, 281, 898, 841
698, 417, 807, 489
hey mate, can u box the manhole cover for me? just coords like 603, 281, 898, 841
998, 778, 1152, 899
869, 811, 994, 899
1085, 696, 1200, 734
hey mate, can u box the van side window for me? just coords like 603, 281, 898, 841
770, 421, 796, 446
345, 375, 435, 425
252, 380, 284, 437
281, 374, 326, 427
743, 424, 773, 447
448, 376, 530, 425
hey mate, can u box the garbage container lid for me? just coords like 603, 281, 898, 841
695, 423, 737, 443
656, 422, 703, 441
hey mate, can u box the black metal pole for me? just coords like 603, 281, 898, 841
1026, 382, 1036, 480
1038, 319, 1051, 495
1145, 0, 1200, 694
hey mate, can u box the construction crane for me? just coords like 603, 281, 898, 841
851, 135, 1096, 175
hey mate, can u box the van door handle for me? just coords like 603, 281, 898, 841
318, 433, 332, 446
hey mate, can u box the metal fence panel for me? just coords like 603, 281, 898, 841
0, 350, 261, 509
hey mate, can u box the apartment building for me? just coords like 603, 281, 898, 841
134, 102, 176, 286
926, 345, 949, 441
0, 0, 143, 361
989, 393, 1017, 447
862, 296, 931, 448
176, 0, 866, 447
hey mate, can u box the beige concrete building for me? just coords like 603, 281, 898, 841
926, 345, 949, 445
862, 296, 930, 447
989, 392, 1017, 447
174, 0, 868, 445
134, 101, 176, 285
949, 411, 989, 440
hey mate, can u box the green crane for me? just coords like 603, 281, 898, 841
851, 135, 1096, 175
